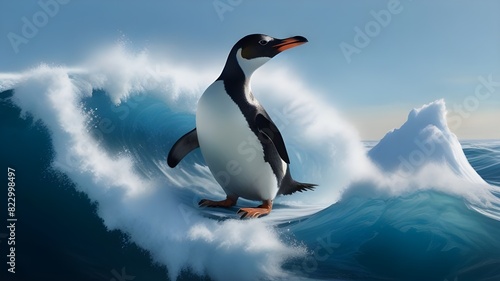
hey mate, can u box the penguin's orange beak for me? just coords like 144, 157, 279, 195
273, 36, 308, 52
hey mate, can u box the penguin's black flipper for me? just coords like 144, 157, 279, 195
167, 128, 199, 168
256, 113, 290, 164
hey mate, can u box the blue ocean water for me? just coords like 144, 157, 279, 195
1, 63, 499, 281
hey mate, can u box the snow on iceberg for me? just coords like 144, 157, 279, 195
368, 99, 485, 184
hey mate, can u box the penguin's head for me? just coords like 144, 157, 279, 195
220, 34, 308, 79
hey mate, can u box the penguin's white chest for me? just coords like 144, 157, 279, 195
196, 81, 279, 201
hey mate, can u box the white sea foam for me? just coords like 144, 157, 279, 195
1, 52, 307, 281
1, 44, 499, 281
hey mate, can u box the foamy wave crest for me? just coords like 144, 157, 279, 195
0, 47, 313, 280
1, 43, 499, 281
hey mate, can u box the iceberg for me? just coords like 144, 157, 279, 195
368, 100, 485, 184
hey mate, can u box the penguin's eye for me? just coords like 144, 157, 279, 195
258, 39, 268, 46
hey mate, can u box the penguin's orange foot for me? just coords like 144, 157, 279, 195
237, 200, 272, 219
199, 196, 237, 208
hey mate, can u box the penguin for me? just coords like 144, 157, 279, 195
167, 34, 316, 219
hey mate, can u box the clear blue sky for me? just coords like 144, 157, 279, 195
1, 0, 499, 139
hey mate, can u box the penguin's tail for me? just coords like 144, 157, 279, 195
278, 178, 317, 196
